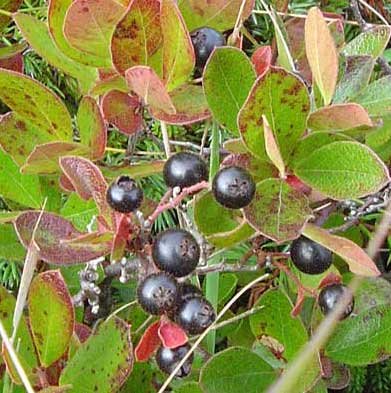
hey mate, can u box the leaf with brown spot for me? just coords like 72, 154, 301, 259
238, 67, 310, 161
60, 156, 113, 229
21, 142, 89, 175
75, 323, 92, 343
60, 317, 133, 392
101, 90, 143, 135
125, 65, 176, 114
161, 0, 194, 91
305, 7, 338, 105
14, 212, 111, 264
307, 103, 373, 133
303, 223, 380, 277
244, 178, 311, 243
151, 83, 210, 124
28, 270, 74, 367
111, 0, 161, 74
63, 0, 126, 68
77, 96, 107, 160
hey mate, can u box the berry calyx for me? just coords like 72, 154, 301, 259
152, 229, 200, 277
190, 27, 226, 70
318, 284, 354, 319
163, 152, 208, 189
175, 294, 215, 335
156, 344, 194, 378
137, 273, 178, 315
290, 236, 332, 275
106, 175, 143, 213
212, 166, 256, 209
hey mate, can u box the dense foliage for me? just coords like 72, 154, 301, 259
0, 0, 391, 392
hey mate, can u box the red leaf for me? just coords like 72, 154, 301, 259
135, 321, 161, 362
291, 288, 305, 317
102, 90, 143, 135
318, 272, 342, 290
14, 212, 111, 265
286, 175, 311, 195
158, 319, 188, 349
0, 53, 23, 73
125, 66, 176, 114
75, 323, 92, 343
59, 156, 113, 229
111, 214, 130, 261
251, 46, 272, 77
59, 173, 76, 193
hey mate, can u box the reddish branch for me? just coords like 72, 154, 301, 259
145, 181, 209, 226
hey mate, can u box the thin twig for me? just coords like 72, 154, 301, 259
158, 273, 271, 393
0, 319, 35, 393
160, 121, 171, 158
196, 262, 261, 274
358, 0, 389, 25
231, 0, 249, 44
105, 300, 137, 323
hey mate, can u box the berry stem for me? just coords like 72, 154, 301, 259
145, 181, 209, 226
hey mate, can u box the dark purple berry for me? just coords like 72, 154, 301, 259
137, 273, 178, 315
290, 236, 332, 275
152, 229, 200, 277
177, 283, 203, 301
175, 294, 215, 335
190, 27, 226, 70
163, 152, 208, 189
318, 284, 354, 319
106, 175, 143, 213
156, 344, 194, 377
212, 166, 255, 209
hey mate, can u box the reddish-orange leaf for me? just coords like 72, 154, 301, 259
251, 46, 272, 77
135, 321, 161, 362
158, 320, 188, 349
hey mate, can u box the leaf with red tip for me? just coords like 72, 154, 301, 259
158, 320, 188, 349
151, 84, 210, 125
60, 156, 113, 228
63, 0, 126, 68
21, 142, 89, 175
135, 321, 161, 362
318, 273, 342, 290
251, 46, 272, 77
75, 323, 92, 343
111, 215, 130, 261
77, 96, 107, 160
28, 270, 74, 367
15, 212, 111, 264
303, 223, 381, 277
111, 0, 161, 74
102, 90, 143, 135
125, 66, 176, 114
291, 288, 305, 317
161, 0, 194, 91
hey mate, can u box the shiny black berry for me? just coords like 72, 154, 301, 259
177, 283, 203, 301
152, 229, 200, 277
156, 344, 194, 378
175, 294, 215, 335
212, 166, 256, 209
290, 236, 332, 275
106, 175, 143, 213
163, 152, 208, 189
190, 27, 226, 70
318, 284, 354, 320
137, 273, 178, 315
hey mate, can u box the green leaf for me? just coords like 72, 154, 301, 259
354, 75, 391, 117
14, 13, 97, 93
28, 270, 74, 367
120, 362, 163, 393
178, 0, 254, 31
326, 306, 391, 365
174, 382, 203, 393
294, 141, 389, 200
366, 115, 391, 162
0, 0, 22, 30
200, 347, 276, 393
60, 193, 98, 232
263, 115, 285, 177
194, 191, 255, 248
202, 273, 238, 306
0, 224, 26, 260
341, 26, 391, 58
0, 69, 72, 140
333, 56, 374, 104
102, 161, 165, 180
0, 211, 20, 224
354, 277, 391, 315
161, 0, 194, 91
0, 149, 43, 208
249, 289, 307, 359
63, 0, 126, 68
243, 178, 311, 243
60, 317, 133, 393
305, 7, 338, 105
238, 67, 310, 161
203, 47, 256, 135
